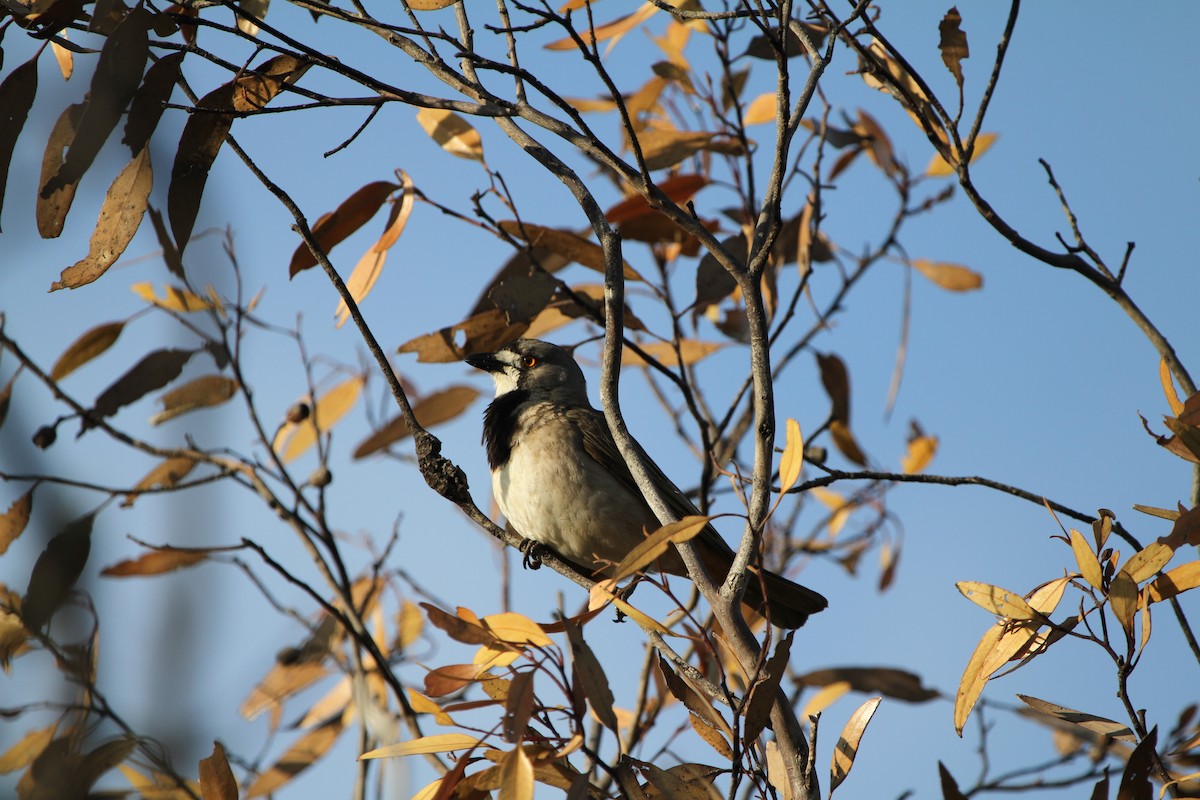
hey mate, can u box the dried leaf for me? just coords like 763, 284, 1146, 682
335, 173, 415, 325
1120, 541, 1174, 584
481, 612, 552, 648
544, 4, 657, 51
743, 633, 792, 746
51, 147, 153, 291
605, 174, 709, 224
150, 375, 238, 425
956, 581, 1040, 621
498, 221, 639, 281
398, 308, 528, 364
50, 321, 126, 381
498, 746, 534, 800
829, 420, 867, 466
131, 282, 214, 312
246, 716, 343, 796
22, 512, 94, 631
353, 386, 480, 458
1160, 357, 1185, 415
797, 667, 938, 703
743, 23, 827, 59
123, 52, 183, 155
1144, 562, 1200, 605
938, 8, 969, 90
416, 108, 484, 160
608, 515, 713, 582
900, 435, 937, 474
1109, 571, 1138, 637
409, 0, 457, 8
1018, 695, 1136, 742
359, 733, 482, 760
276, 376, 363, 463
851, 109, 897, 177
566, 622, 618, 733
0, 724, 56, 774
926, 132, 998, 177
102, 547, 208, 577
1116, 728, 1156, 800
198, 742, 238, 800
911, 259, 983, 292
636, 128, 745, 171
816, 352, 850, 422
85, 348, 195, 431
37, 102, 85, 239
801, 681, 850, 718
51, 41, 74, 80
623, 340, 723, 368
1069, 529, 1104, 590
0, 372, 13, 432
121, 456, 198, 506
290, 180, 401, 276
743, 93, 777, 126
829, 697, 881, 794
779, 418, 804, 495
42, 10, 150, 197
0, 488, 35, 557
170, 55, 308, 250
241, 661, 327, 724
938, 762, 969, 800
688, 713, 732, 759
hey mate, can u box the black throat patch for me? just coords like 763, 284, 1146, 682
482, 390, 531, 469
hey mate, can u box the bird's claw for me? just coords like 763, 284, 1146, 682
518, 538, 545, 570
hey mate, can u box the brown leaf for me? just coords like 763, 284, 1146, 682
42, 10, 151, 197
623, 340, 723, 368
957, 581, 1040, 621
170, 54, 308, 250
743, 23, 827, 59
147, 205, 186, 277
0, 724, 56, 774
120, 456, 198, 507
421, 604, 494, 646
199, 742, 238, 800
36, 102, 86, 239
335, 172, 415, 326
416, 108, 484, 161
503, 671, 536, 743
353, 385, 480, 459
830, 696, 881, 794
829, 420, 867, 466
0, 58, 38, 227
102, 547, 209, 577
1116, 728, 1156, 800
0, 372, 12, 431
487, 267, 559, 326
1017, 695, 1136, 742
911, 259, 983, 291
398, 308, 529, 364
851, 109, 897, 177
22, 513, 94, 631
797, 667, 939, 703
289, 180, 400, 276
636, 128, 744, 171
1145, 562, 1200, 606
84, 348, 195, 431
241, 661, 328, 725
938, 761, 969, 800
0, 487, 35, 557
246, 716, 344, 797
544, 4, 657, 51
51, 146, 153, 291
693, 232, 745, 314
605, 173, 709, 224
274, 375, 363, 463
50, 321, 126, 381
498, 221, 640, 281
816, 352, 850, 423
150, 375, 238, 425
123, 51, 183, 155
743, 633, 792, 747
938, 8, 969, 90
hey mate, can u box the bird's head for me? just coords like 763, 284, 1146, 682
466, 339, 588, 402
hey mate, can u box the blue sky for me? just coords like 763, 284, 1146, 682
2, 2, 1198, 798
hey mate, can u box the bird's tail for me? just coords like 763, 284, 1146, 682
741, 566, 828, 629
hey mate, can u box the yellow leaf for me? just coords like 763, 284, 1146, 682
829, 420, 867, 466
1016, 695, 1136, 742
801, 680, 850, 718
0, 724, 56, 773
50, 320, 125, 380
416, 108, 484, 161
335, 172, 414, 327
408, 0, 457, 8
247, 717, 344, 796
1109, 571, 1138, 637
359, 733, 482, 760
900, 435, 937, 474
956, 581, 1040, 621
545, 4, 658, 52
276, 376, 364, 463
926, 132, 998, 177
131, 282, 213, 312
396, 599, 424, 650
1069, 529, 1103, 590
1161, 356, 1185, 415
779, 418, 804, 495
610, 515, 714, 582
150, 375, 238, 425
498, 746, 534, 800
1144, 561, 1200, 605
623, 340, 724, 368
480, 612, 553, 648
830, 696, 881, 793
101, 547, 207, 577
1120, 541, 1174, 584
743, 93, 777, 126
954, 623, 1004, 734
910, 259, 983, 292
810, 486, 852, 537
407, 688, 455, 725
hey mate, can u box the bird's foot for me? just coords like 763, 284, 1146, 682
518, 538, 546, 570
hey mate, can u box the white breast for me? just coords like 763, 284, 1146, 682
492, 404, 655, 573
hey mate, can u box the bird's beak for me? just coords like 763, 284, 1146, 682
466, 352, 503, 373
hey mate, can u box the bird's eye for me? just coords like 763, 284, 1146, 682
520, 355, 538, 368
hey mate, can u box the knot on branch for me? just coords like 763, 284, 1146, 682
415, 430, 471, 504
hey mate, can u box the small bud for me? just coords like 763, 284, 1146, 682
286, 402, 310, 424
32, 425, 57, 449
309, 466, 332, 488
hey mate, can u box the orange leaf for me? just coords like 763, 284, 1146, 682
101, 548, 208, 577
289, 181, 400, 276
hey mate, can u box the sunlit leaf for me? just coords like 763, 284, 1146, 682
276, 376, 364, 463
101, 547, 209, 577
0, 487, 35, 557
353, 386, 480, 458
1109, 571, 1138, 637
610, 515, 714, 582
801, 680, 850, 718
900, 435, 937, 474
1160, 357, 1185, 415
544, 4, 657, 51
498, 746, 534, 800
480, 612, 553, 648
926, 132, 998, 177
241, 661, 327, 725
779, 418, 804, 495
1120, 541, 1174, 584
289, 180, 401, 276
622, 340, 723, 368
246, 716, 343, 796
605, 173, 708, 224
416, 108, 484, 160
1144, 562, 1200, 606
150, 375, 238, 425
398, 308, 529, 364
51, 147, 153, 291
829, 696, 881, 794
120, 456, 197, 507
0, 724, 55, 774
744, 93, 778, 126
335, 173, 415, 325
409, 0, 457, 8
956, 581, 1040, 621
1069, 529, 1104, 590
37, 102, 85, 239
360, 733, 482, 760
1017, 695, 1136, 742
636, 128, 745, 171
50, 321, 126, 380
131, 282, 214, 312
910, 259, 983, 292
198, 742, 238, 800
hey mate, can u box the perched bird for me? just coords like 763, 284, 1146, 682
467, 338, 827, 629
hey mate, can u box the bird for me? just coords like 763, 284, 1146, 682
466, 338, 827, 629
